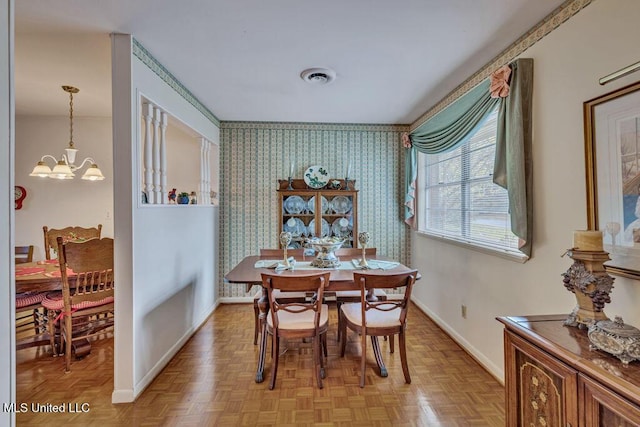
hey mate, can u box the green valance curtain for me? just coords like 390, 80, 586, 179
404, 58, 533, 257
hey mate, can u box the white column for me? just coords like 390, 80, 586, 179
205, 141, 211, 205
159, 112, 168, 204
152, 107, 162, 204
142, 103, 154, 203
199, 137, 207, 205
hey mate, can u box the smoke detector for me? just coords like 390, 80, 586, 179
300, 68, 336, 85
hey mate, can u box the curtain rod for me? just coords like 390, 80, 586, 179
599, 60, 640, 85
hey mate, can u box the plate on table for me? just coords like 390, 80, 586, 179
308, 218, 330, 238
304, 165, 329, 189
331, 217, 352, 238
284, 195, 306, 214
331, 196, 352, 214
284, 217, 306, 237
307, 196, 329, 214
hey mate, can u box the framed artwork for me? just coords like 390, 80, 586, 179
584, 80, 640, 280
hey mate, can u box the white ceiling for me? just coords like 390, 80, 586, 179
15, 0, 567, 124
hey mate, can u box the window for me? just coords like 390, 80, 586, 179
417, 107, 521, 255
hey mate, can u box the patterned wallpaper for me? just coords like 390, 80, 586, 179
219, 121, 411, 298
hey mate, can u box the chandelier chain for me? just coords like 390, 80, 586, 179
69, 90, 74, 148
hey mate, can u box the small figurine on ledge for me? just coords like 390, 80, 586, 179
168, 188, 177, 204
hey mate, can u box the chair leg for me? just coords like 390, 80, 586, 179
314, 334, 324, 388
48, 312, 57, 355
64, 314, 73, 373
339, 311, 348, 357
389, 334, 394, 353
269, 334, 279, 390
336, 301, 342, 342
253, 300, 260, 345
322, 332, 328, 358
360, 328, 366, 388
399, 331, 411, 384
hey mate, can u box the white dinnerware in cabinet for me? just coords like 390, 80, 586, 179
277, 179, 358, 248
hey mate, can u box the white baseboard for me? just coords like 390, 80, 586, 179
219, 296, 254, 304
111, 389, 135, 404
410, 297, 504, 384
113, 302, 217, 403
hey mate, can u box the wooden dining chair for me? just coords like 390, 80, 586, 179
14, 245, 46, 348
252, 249, 307, 344
333, 248, 388, 342
15, 292, 48, 350
261, 271, 330, 390
41, 236, 114, 372
339, 269, 418, 387
15, 245, 34, 264
42, 224, 102, 260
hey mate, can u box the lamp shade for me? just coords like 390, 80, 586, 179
81, 164, 105, 181
29, 161, 52, 177
50, 160, 75, 180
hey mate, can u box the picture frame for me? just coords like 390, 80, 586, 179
584, 80, 640, 280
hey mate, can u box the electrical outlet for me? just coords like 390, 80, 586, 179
461, 304, 467, 319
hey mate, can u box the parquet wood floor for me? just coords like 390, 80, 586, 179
16, 303, 505, 426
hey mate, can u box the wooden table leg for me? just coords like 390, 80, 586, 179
255, 287, 269, 383
371, 336, 388, 377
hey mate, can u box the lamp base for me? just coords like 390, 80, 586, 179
562, 249, 614, 328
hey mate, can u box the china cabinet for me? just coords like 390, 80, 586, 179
277, 179, 358, 249
497, 314, 640, 427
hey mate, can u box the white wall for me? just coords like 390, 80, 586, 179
111, 34, 220, 403
411, 0, 640, 381
14, 115, 113, 259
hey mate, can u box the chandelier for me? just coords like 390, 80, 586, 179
29, 85, 105, 181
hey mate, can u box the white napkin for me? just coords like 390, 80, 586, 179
352, 259, 399, 270
254, 257, 296, 270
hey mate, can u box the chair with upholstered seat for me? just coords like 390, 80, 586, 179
15, 292, 49, 350
334, 248, 386, 342
42, 224, 102, 260
42, 236, 114, 372
339, 269, 418, 387
15, 245, 34, 264
261, 271, 330, 390
15, 245, 48, 349
252, 248, 305, 344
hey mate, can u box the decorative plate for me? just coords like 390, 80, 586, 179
307, 196, 329, 214
283, 195, 306, 214
308, 218, 330, 238
331, 217, 352, 238
284, 217, 307, 238
330, 196, 352, 214
304, 165, 329, 189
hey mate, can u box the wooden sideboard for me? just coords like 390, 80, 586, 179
497, 314, 640, 426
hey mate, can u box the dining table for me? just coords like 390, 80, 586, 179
15, 259, 63, 293
15, 260, 92, 356
224, 254, 419, 383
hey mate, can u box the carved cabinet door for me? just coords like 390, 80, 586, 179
504, 330, 579, 427
581, 374, 640, 427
